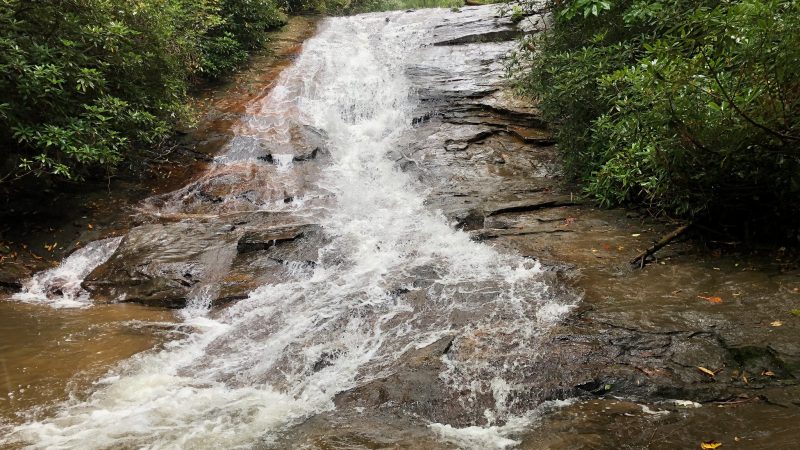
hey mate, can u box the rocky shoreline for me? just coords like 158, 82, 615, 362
1, 7, 798, 448
277, 7, 800, 447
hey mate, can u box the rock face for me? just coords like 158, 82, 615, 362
83, 222, 229, 307
0, 262, 28, 291
236, 224, 318, 254
82, 64, 333, 308
275, 5, 799, 448
73, 5, 799, 447
82, 217, 325, 307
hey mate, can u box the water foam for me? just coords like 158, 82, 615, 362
429, 399, 577, 450
6, 8, 575, 448
11, 237, 122, 309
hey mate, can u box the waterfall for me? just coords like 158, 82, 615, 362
11, 237, 122, 309
7, 7, 575, 449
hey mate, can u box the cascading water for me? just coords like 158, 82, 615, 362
6, 7, 575, 449
11, 237, 122, 309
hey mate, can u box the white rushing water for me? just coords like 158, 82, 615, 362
7, 9, 574, 449
11, 237, 122, 309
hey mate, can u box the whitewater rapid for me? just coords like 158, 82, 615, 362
6, 8, 574, 449
12, 237, 122, 309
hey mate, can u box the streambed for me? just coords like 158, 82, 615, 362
1, 5, 798, 449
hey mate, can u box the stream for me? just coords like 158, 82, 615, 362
2, 5, 800, 450
2, 6, 574, 449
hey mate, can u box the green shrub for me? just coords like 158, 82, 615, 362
299, 0, 464, 15
0, 0, 195, 181
345, 0, 464, 13
511, 0, 800, 237
200, 33, 251, 80
200, 0, 287, 79
220, 0, 288, 49
0, 0, 287, 183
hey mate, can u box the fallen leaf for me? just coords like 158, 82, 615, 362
790, 309, 800, 317
631, 233, 641, 237
701, 441, 722, 449
698, 367, 716, 377
770, 320, 783, 327
742, 373, 748, 384
88, 224, 94, 230
638, 367, 670, 377
698, 295, 723, 304
761, 370, 775, 377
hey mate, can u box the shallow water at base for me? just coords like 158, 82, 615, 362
1, 8, 575, 448
0, 300, 175, 426
2, 6, 799, 449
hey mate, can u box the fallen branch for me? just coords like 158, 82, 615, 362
630, 223, 692, 268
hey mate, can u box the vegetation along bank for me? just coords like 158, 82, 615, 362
509, 0, 800, 242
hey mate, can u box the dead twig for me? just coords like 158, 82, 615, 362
631, 223, 692, 268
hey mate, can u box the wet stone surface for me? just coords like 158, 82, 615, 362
276, 4, 800, 448
81, 216, 326, 307
2, 5, 799, 449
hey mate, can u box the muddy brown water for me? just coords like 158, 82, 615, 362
0, 302, 174, 424
1, 7, 799, 449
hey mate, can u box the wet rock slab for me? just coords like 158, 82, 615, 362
0, 262, 29, 291
83, 87, 334, 308
49, 4, 800, 446
83, 221, 234, 307
236, 223, 319, 254
300, 4, 800, 444
83, 217, 324, 307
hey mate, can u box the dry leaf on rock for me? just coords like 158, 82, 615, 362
698, 295, 722, 304
698, 367, 716, 377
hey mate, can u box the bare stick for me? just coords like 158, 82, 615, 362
630, 224, 692, 268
